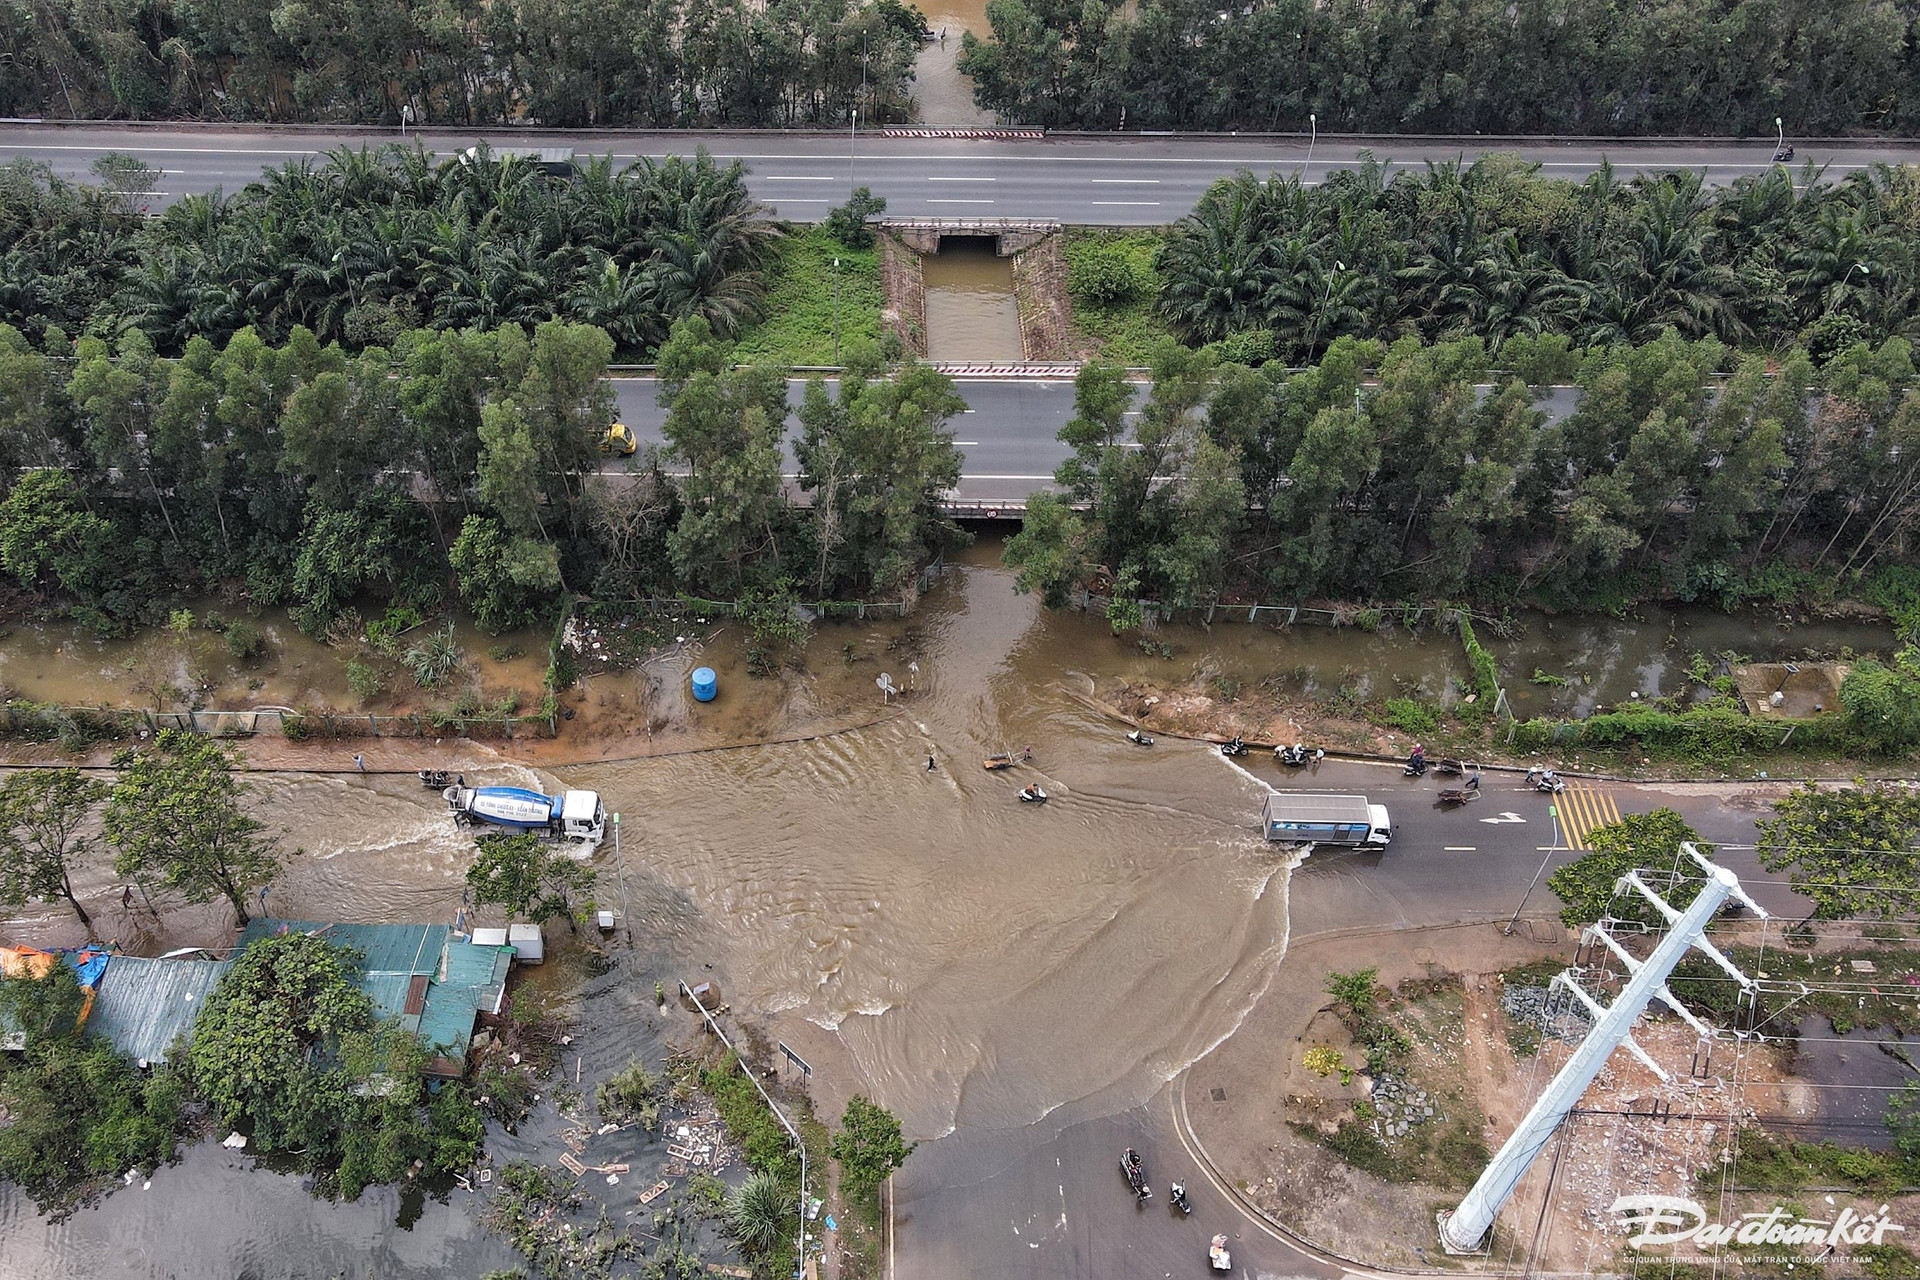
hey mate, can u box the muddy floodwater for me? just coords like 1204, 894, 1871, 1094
922, 239, 1023, 362
910, 0, 995, 126
0, 542, 1903, 1275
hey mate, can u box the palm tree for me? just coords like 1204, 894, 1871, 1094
726, 1169, 793, 1256
1155, 173, 1280, 343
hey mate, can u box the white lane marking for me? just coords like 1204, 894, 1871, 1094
954, 440, 979, 445
1090, 178, 1161, 183
1479, 812, 1527, 824
774, 198, 832, 203
928, 176, 995, 181
763, 174, 835, 180
927, 198, 994, 204
1090, 200, 1160, 206
0, 144, 1846, 173
959, 473, 1057, 480
1444, 846, 1478, 852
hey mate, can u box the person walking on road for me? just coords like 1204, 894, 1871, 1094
354, 753, 365, 772
927, 753, 937, 772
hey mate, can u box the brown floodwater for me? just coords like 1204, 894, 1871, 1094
910, 0, 996, 126
0, 540, 1903, 1274
0, 603, 551, 717
922, 239, 1023, 362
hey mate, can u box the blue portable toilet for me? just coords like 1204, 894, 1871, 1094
691, 666, 718, 702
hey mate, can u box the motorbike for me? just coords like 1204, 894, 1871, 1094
1126, 730, 1155, 746
1018, 784, 1049, 804
417, 769, 454, 789
1121, 1148, 1152, 1202
1526, 767, 1567, 794
1432, 757, 1466, 778
1170, 1182, 1193, 1215
1773, 145, 1795, 163
1403, 756, 1428, 778
1220, 736, 1249, 758
1275, 743, 1322, 767
1210, 1234, 1233, 1271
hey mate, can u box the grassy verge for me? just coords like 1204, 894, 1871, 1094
1061, 228, 1175, 364
732, 226, 883, 367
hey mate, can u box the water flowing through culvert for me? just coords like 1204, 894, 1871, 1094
922, 238, 1023, 363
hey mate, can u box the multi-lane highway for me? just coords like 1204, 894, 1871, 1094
7, 124, 1920, 223
609, 376, 1582, 505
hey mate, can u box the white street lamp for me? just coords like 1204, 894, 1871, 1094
1301, 112, 1317, 183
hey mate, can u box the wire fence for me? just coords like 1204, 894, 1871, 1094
0, 701, 556, 746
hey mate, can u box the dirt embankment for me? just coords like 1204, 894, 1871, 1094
1009, 231, 1073, 360
878, 233, 927, 357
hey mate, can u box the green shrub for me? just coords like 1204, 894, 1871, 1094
1068, 245, 1143, 307
1216, 328, 1278, 366
1383, 697, 1439, 735
346, 658, 386, 703
701, 1052, 798, 1182
222, 620, 266, 661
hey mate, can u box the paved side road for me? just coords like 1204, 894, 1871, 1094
888, 760, 1806, 1280
4, 124, 1918, 222
606, 377, 1583, 506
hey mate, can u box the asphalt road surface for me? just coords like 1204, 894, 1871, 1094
608, 377, 1582, 506
7, 124, 1920, 222
890, 754, 1808, 1280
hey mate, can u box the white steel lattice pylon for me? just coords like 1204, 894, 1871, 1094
1438, 844, 1766, 1253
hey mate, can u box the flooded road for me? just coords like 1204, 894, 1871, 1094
0, 543, 1903, 1274
910, 0, 996, 127
922, 240, 1024, 363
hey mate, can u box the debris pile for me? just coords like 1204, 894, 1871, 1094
1367, 1076, 1440, 1138
1501, 984, 1592, 1044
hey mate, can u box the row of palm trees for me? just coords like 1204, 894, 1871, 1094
1, 145, 784, 354
1155, 156, 1920, 359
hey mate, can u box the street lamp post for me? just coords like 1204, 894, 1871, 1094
1316, 259, 1344, 356
1775, 115, 1784, 156
832, 258, 842, 365
1301, 112, 1317, 183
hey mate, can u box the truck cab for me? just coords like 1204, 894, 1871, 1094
559, 790, 606, 844
1366, 803, 1393, 846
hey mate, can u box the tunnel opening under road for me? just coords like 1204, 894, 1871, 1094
922, 235, 1022, 362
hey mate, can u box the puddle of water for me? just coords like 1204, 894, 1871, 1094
922, 238, 1022, 362
1791, 1015, 1919, 1148
911, 0, 996, 127
0, 602, 551, 714
1492, 608, 1900, 719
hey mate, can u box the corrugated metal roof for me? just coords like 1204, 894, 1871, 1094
86, 956, 230, 1064
235, 920, 506, 1076
237, 920, 446, 980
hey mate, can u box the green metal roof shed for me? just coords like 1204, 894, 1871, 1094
86, 955, 231, 1065
235, 919, 512, 1076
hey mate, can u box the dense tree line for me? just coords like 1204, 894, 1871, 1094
0, 0, 924, 126
1005, 331, 1920, 612
1125, 156, 1920, 365
961, 0, 1920, 135
0, 313, 964, 639
1, 145, 780, 356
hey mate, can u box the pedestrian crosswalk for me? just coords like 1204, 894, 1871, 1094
1555, 785, 1623, 850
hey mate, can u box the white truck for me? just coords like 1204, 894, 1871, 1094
1262, 793, 1392, 848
